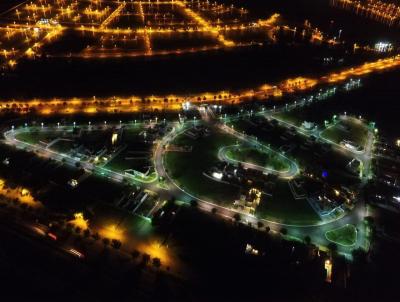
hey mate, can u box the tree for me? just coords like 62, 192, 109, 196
142, 253, 150, 265
364, 216, 374, 226
131, 249, 140, 260
92, 232, 100, 241
83, 229, 91, 238
152, 257, 161, 269
75, 162, 81, 168
352, 248, 367, 265
304, 235, 311, 245
328, 242, 337, 255
102, 238, 110, 247
111, 239, 122, 250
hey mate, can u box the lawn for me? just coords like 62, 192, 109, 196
224, 146, 290, 172
273, 111, 304, 127
104, 127, 153, 175
320, 118, 369, 149
91, 202, 153, 242
256, 180, 320, 225
15, 130, 59, 145
325, 224, 357, 247
50, 139, 75, 154
105, 150, 151, 173
165, 128, 240, 206
230, 116, 360, 187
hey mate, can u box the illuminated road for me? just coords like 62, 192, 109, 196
2, 120, 369, 255
2, 54, 400, 116
0, 0, 280, 67
266, 113, 375, 182
217, 125, 300, 179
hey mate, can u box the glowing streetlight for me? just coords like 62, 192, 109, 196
69, 212, 89, 230
325, 259, 332, 283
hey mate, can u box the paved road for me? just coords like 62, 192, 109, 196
3, 119, 369, 256
217, 124, 299, 179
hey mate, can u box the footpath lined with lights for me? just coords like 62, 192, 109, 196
1, 54, 400, 115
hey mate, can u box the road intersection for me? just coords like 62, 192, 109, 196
2, 104, 374, 255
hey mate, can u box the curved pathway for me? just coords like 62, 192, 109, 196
3, 121, 369, 256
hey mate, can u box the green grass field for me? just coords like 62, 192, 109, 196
50, 139, 75, 154
321, 118, 368, 148
15, 130, 59, 145
165, 129, 239, 206
104, 127, 153, 175
273, 111, 304, 127
91, 202, 153, 239
105, 150, 151, 173
224, 146, 289, 172
325, 224, 357, 246
256, 181, 320, 225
